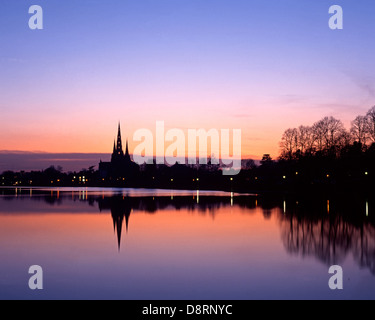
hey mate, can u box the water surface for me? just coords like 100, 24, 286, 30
0, 187, 374, 299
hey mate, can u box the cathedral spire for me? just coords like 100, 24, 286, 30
125, 139, 131, 162
116, 122, 124, 156
125, 139, 129, 155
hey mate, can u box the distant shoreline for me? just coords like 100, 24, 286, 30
0, 183, 374, 198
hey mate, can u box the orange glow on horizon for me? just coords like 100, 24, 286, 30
0, 125, 277, 160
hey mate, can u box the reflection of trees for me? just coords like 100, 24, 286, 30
282, 215, 353, 265
2, 188, 375, 275
280, 199, 375, 275
352, 225, 375, 275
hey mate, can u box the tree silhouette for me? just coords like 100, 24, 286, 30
350, 115, 369, 146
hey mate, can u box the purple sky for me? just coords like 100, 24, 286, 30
1, 1, 374, 165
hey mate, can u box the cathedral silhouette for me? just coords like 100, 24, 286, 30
99, 123, 139, 181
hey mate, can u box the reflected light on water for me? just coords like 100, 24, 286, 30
0, 187, 374, 299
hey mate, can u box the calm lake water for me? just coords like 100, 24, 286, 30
0, 187, 374, 300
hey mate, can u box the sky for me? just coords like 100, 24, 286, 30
1, 0, 375, 164
0, 151, 108, 172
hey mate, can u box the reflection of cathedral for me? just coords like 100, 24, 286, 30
98, 197, 132, 250
95, 195, 237, 250
99, 123, 139, 180
23, 188, 375, 275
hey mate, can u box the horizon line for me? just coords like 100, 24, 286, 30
0, 150, 263, 160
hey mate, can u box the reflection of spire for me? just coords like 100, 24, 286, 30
125, 210, 130, 233
98, 196, 132, 251
113, 214, 124, 250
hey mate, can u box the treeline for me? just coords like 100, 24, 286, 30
0, 162, 226, 191
266, 105, 375, 194
2, 107, 375, 194
0, 166, 96, 188
279, 106, 375, 159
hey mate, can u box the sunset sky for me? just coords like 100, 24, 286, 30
1, 0, 375, 161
